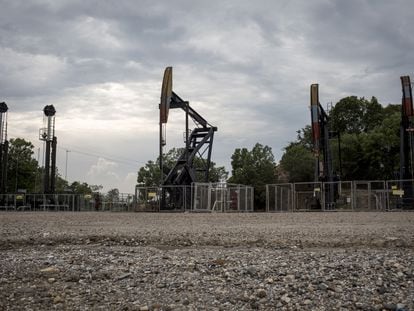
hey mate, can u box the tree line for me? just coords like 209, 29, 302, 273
3, 138, 111, 196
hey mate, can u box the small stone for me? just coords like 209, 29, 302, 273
139, 306, 149, 311
40, 267, 59, 273
281, 295, 291, 304
53, 296, 64, 304
383, 303, 397, 310
303, 299, 312, 305
318, 283, 329, 291
265, 277, 274, 284
182, 298, 190, 306
117, 273, 131, 281
283, 274, 295, 282
256, 289, 267, 298
47, 278, 56, 283
246, 266, 258, 276
250, 301, 259, 309
396, 303, 406, 310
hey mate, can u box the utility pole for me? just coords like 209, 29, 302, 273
65, 149, 70, 180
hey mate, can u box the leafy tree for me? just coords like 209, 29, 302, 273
106, 188, 120, 201
228, 143, 277, 209
330, 96, 383, 134
7, 138, 39, 192
278, 126, 315, 182
69, 181, 93, 194
279, 143, 314, 182
137, 148, 228, 186
137, 160, 161, 186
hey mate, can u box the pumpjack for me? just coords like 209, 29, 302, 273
159, 67, 217, 210
0, 102, 8, 194
310, 84, 340, 210
399, 76, 414, 208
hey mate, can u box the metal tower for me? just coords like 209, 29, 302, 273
39, 105, 57, 194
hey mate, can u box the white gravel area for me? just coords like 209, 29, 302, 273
0, 212, 413, 310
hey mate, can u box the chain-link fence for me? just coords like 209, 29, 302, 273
0, 192, 136, 212
266, 180, 410, 212
192, 182, 254, 212
135, 186, 191, 211
353, 181, 386, 211
386, 179, 414, 210
266, 183, 293, 212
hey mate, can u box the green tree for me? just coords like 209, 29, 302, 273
106, 188, 120, 201
278, 126, 315, 182
7, 138, 39, 192
69, 181, 93, 194
228, 143, 277, 209
279, 143, 314, 182
330, 96, 384, 134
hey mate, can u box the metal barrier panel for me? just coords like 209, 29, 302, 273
136, 187, 160, 211
322, 181, 353, 211
386, 179, 414, 210
160, 185, 191, 211
192, 183, 210, 211
266, 184, 293, 212
192, 182, 253, 212
293, 182, 322, 211
101, 193, 135, 212
353, 181, 386, 211
247, 186, 254, 212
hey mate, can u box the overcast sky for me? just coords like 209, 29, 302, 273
1, 0, 413, 193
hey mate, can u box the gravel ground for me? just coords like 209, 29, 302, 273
0, 212, 413, 310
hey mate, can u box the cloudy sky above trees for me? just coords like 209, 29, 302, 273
0, 0, 413, 193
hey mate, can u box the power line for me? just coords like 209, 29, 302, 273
58, 145, 140, 168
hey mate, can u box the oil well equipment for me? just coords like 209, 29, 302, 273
39, 105, 57, 194
399, 75, 414, 207
159, 67, 217, 210
310, 84, 341, 209
0, 102, 8, 193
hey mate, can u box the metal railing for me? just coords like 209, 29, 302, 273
267, 180, 414, 212
0, 192, 136, 212
136, 183, 254, 212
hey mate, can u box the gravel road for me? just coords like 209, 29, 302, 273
0, 212, 413, 310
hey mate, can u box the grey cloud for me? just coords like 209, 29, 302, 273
1, 0, 413, 192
